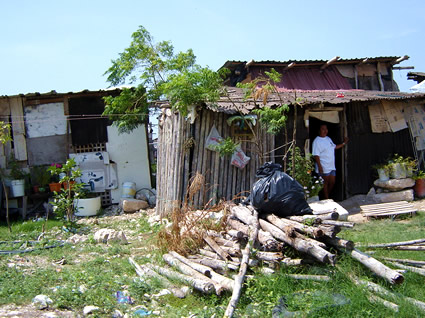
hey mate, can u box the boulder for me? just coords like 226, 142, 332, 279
374, 189, 414, 203
32, 295, 53, 309
121, 198, 149, 213
373, 178, 415, 191
94, 229, 128, 244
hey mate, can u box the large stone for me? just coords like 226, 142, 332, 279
374, 189, 414, 203
32, 295, 53, 309
121, 198, 149, 213
374, 178, 415, 191
94, 229, 128, 244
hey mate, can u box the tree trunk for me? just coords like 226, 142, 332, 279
259, 219, 336, 265
349, 249, 404, 284
366, 238, 425, 248
128, 257, 187, 298
148, 264, 215, 294
320, 236, 355, 250
265, 214, 324, 238
287, 274, 330, 281
189, 255, 239, 271
224, 207, 259, 318
255, 251, 284, 262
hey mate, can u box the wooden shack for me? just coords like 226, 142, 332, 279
156, 57, 425, 215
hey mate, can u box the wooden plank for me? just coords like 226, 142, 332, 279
217, 113, 225, 200
182, 119, 191, 203
361, 203, 414, 210
360, 201, 411, 208
361, 207, 416, 213
364, 210, 416, 217
202, 111, 212, 207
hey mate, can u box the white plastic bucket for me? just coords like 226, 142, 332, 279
11, 179, 25, 197
74, 197, 101, 217
122, 182, 136, 198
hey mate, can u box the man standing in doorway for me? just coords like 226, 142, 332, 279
312, 124, 349, 199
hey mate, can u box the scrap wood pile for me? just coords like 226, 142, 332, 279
129, 203, 425, 316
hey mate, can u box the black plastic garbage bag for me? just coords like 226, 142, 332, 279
245, 162, 312, 217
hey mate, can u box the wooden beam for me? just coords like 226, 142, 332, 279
392, 66, 414, 70
354, 65, 359, 89
357, 58, 369, 65
377, 62, 384, 91
284, 62, 296, 71
320, 56, 340, 70
391, 55, 409, 65
245, 59, 255, 68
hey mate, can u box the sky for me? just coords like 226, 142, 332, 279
1, 0, 424, 96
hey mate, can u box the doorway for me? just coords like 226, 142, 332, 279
309, 115, 345, 201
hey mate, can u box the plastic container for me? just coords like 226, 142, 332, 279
11, 179, 25, 197
390, 163, 407, 179
122, 182, 136, 198
74, 196, 101, 216
377, 168, 390, 182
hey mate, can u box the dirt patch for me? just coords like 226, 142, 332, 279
0, 304, 75, 317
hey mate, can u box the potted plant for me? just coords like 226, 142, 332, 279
48, 158, 85, 227
48, 163, 63, 192
287, 147, 323, 201
8, 156, 27, 197
30, 165, 51, 193
388, 154, 407, 179
413, 170, 425, 198
372, 163, 391, 182
403, 156, 417, 178
74, 188, 101, 217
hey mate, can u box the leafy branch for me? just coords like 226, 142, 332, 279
104, 25, 227, 132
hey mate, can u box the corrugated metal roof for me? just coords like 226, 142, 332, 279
221, 56, 405, 70
0, 87, 123, 99
208, 87, 425, 114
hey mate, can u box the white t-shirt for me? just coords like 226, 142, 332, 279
312, 136, 336, 174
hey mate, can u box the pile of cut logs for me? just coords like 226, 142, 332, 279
130, 204, 415, 316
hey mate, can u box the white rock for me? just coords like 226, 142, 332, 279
374, 178, 415, 191
83, 305, 100, 315
67, 234, 89, 244
374, 189, 414, 203
32, 294, 53, 309
152, 289, 171, 297
93, 229, 128, 244
113, 309, 124, 318
121, 199, 149, 213
79, 285, 87, 293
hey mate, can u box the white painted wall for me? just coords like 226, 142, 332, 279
106, 125, 151, 204
24, 102, 67, 138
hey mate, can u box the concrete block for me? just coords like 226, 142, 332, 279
309, 199, 349, 221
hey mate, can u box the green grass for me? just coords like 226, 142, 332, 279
0, 212, 424, 317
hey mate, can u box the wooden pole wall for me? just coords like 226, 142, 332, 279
156, 108, 275, 215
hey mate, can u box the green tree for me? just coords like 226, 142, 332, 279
103, 25, 226, 133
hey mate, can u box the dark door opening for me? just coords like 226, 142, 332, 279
309, 116, 345, 201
